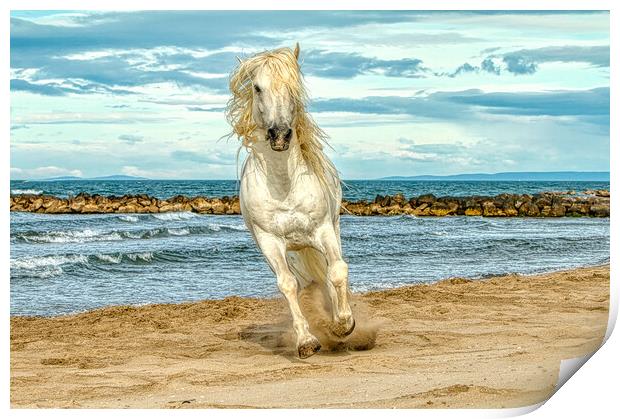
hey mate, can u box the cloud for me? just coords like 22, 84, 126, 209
118, 134, 143, 144
312, 88, 609, 123
12, 112, 175, 125
311, 95, 466, 120
10, 79, 66, 96
493, 45, 609, 75
437, 87, 609, 117
11, 77, 136, 96
504, 45, 609, 69
480, 58, 501, 75
442, 45, 609, 78
502, 54, 538, 75
170, 150, 235, 165
441, 62, 478, 78
186, 106, 226, 112
302, 50, 428, 79
10, 11, 421, 53
11, 165, 83, 179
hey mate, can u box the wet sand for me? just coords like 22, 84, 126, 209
10, 265, 609, 408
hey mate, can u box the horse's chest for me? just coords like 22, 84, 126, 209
263, 201, 320, 239
244, 193, 324, 247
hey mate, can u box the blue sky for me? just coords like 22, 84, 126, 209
10, 10, 610, 179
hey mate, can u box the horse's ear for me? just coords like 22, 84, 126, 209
293, 42, 300, 61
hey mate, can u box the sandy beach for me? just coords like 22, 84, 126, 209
10, 265, 609, 409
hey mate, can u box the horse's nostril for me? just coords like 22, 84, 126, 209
267, 128, 277, 140
284, 128, 292, 141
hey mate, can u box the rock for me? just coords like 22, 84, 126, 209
517, 201, 538, 217
417, 194, 436, 205
567, 203, 590, 216
190, 197, 211, 212
502, 203, 518, 217
551, 203, 566, 217
465, 207, 482, 216
590, 204, 610, 217
80, 203, 100, 213
211, 201, 227, 214
31, 198, 44, 211
392, 193, 406, 206
69, 200, 85, 212
595, 190, 610, 198
482, 201, 504, 217
230, 200, 241, 214
379, 196, 392, 207
429, 201, 458, 216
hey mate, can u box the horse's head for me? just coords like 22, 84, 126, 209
228, 44, 304, 152
251, 43, 301, 152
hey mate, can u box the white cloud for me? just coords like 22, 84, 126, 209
11, 166, 83, 179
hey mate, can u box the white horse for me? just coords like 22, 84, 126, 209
226, 43, 355, 358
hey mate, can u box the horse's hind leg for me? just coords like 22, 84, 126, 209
254, 229, 321, 359
317, 227, 355, 338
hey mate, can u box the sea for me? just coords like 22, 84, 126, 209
10, 180, 610, 317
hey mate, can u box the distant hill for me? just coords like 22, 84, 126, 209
42, 175, 148, 181
381, 171, 610, 181
92, 175, 148, 180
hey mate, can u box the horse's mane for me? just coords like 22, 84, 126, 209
226, 46, 340, 196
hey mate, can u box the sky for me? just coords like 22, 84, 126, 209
10, 10, 610, 180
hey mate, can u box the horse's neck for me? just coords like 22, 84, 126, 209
250, 139, 307, 197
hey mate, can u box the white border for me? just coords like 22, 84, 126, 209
3, 1, 616, 418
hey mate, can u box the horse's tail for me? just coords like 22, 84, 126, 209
286, 248, 328, 289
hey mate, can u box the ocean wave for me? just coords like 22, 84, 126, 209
11, 251, 162, 278
11, 254, 88, 269
95, 253, 123, 264
118, 215, 139, 223
167, 228, 190, 236
11, 189, 43, 195
152, 212, 197, 221
15, 229, 124, 244
14, 223, 247, 244
126, 252, 154, 262
10, 254, 89, 278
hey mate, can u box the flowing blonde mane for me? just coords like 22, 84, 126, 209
226, 46, 340, 193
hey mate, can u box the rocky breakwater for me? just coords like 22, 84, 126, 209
10, 190, 610, 217
341, 190, 609, 217
9, 193, 240, 215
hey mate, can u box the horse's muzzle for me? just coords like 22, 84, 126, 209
267, 127, 292, 152
269, 137, 290, 151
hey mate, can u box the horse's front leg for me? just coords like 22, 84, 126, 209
253, 228, 321, 358
317, 225, 355, 337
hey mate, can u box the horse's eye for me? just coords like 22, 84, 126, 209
254, 85, 261, 94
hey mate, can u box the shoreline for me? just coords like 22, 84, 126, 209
11, 265, 610, 408
9, 189, 611, 217
11, 263, 610, 319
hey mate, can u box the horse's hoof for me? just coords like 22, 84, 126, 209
331, 318, 356, 338
343, 319, 356, 337
298, 338, 321, 359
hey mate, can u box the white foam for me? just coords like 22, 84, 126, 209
222, 224, 247, 231
11, 189, 43, 195
11, 254, 88, 272
118, 215, 139, 223
127, 252, 154, 262
152, 212, 197, 221
95, 254, 122, 264
123, 231, 143, 239
167, 228, 190, 236
21, 229, 123, 244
